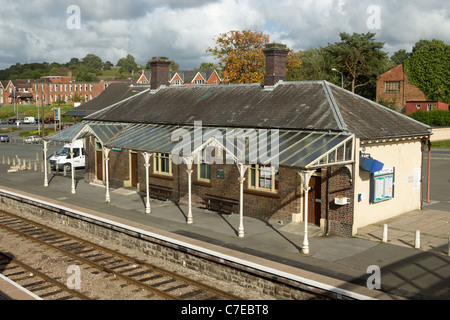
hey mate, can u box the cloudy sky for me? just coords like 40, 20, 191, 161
0, 0, 449, 70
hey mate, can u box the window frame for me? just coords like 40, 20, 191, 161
153, 153, 173, 176
248, 164, 279, 194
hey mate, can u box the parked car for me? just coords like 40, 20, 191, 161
0, 134, 10, 143
24, 135, 42, 144
44, 118, 55, 124
0, 119, 7, 125
8, 119, 17, 125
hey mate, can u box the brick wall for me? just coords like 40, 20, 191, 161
324, 166, 354, 237
87, 143, 355, 237
376, 65, 426, 106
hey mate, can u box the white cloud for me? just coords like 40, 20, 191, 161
0, 0, 449, 70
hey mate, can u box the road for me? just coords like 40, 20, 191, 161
423, 148, 450, 211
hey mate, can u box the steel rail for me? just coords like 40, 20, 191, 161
0, 251, 91, 300
0, 210, 240, 300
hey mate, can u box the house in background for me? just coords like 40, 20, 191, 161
0, 80, 7, 104
136, 71, 151, 84
4, 79, 34, 105
136, 69, 222, 86
406, 101, 449, 114
169, 69, 222, 85
376, 64, 426, 106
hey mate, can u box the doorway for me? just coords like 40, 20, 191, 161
130, 152, 138, 188
304, 176, 322, 226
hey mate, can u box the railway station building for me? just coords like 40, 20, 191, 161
44, 44, 432, 241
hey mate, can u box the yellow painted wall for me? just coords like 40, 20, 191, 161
353, 139, 424, 234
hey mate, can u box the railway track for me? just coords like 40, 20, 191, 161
0, 210, 241, 300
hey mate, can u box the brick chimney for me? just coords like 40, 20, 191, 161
262, 43, 289, 87
150, 57, 171, 90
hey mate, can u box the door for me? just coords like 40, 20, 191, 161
304, 176, 321, 226
96, 150, 103, 181
130, 152, 138, 188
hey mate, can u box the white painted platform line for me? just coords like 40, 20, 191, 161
0, 274, 43, 300
0, 188, 377, 300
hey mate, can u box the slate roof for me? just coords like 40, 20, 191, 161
85, 81, 431, 140
63, 83, 149, 118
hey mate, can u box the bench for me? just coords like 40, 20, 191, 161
204, 194, 239, 214
149, 184, 172, 201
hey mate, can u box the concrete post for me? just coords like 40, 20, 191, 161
382, 224, 388, 243
448, 237, 450, 256
415, 230, 420, 249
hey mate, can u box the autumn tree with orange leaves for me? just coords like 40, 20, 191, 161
207, 30, 269, 84
207, 30, 302, 84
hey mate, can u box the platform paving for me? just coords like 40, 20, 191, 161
0, 164, 449, 300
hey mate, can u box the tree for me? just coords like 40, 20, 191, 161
324, 32, 389, 93
117, 54, 138, 73
103, 61, 113, 70
207, 30, 270, 84
82, 54, 103, 72
404, 39, 450, 103
390, 49, 410, 66
286, 51, 303, 81
297, 48, 336, 82
197, 62, 218, 70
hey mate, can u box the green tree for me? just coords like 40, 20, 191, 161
117, 54, 138, 73
404, 40, 450, 103
82, 54, 103, 72
324, 32, 389, 93
296, 48, 336, 82
390, 49, 410, 65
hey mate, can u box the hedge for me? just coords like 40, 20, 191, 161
408, 110, 450, 127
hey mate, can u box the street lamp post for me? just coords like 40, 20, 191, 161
332, 68, 344, 88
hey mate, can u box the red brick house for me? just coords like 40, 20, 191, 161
169, 70, 222, 85
33, 77, 126, 106
376, 64, 426, 106
4, 79, 34, 105
137, 69, 222, 86
406, 101, 449, 114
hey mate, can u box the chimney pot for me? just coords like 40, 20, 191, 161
150, 57, 171, 90
263, 43, 289, 87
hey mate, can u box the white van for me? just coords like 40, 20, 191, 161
49, 140, 85, 172
24, 117, 36, 124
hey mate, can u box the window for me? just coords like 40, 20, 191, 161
197, 151, 211, 182
153, 153, 172, 176
248, 165, 279, 193
384, 81, 400, 93
195, 79, 205, 85
173, 80, 181, 85
427, 104, 437, 111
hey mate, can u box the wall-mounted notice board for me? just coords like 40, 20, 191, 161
370, 167, 395, 203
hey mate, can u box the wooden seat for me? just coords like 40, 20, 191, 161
149, 184, 172, 201
204, 194, 239, 214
